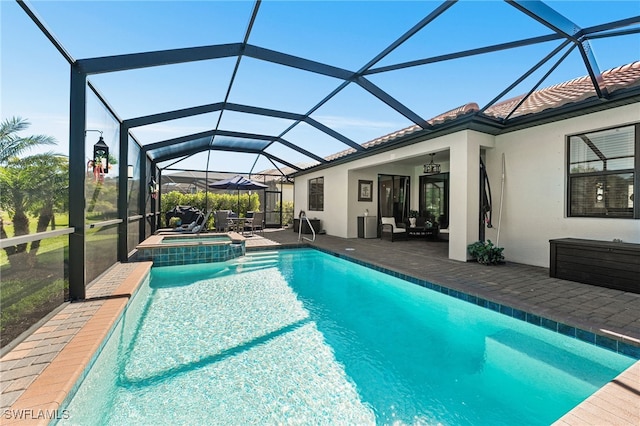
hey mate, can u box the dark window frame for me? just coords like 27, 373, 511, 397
308, 177, 324, 211
566, 123, 639, 219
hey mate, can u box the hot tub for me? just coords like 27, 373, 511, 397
136, 233, 245, 266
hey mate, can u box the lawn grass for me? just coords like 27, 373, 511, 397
1, 212, 70, 266
1, 212, 71, 347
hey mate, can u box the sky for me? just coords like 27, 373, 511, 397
1, 0, 639, 175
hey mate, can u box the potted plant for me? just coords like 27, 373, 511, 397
467, 240, 505, 265
408, 210, 419, 228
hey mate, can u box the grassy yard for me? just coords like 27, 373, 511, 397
0, 212, 69, 266
1, 211, 123, 347
1, 212, 70, 347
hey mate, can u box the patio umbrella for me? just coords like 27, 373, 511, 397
209, 175, 268, 215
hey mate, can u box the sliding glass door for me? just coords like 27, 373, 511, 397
419, 173, 449, 228
378, 174, 410, 224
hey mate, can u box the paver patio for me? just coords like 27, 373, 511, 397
1, 229, 638, 424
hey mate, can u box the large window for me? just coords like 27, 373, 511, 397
567, 124, 638, 218
308, 177, 324, 211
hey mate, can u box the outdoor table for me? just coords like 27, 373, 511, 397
228, 217, 246, 235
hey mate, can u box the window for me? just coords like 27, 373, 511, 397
308, 177, 324, 211
567, 124, 638, 218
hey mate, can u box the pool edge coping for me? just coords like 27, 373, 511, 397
2, 262, 152, 426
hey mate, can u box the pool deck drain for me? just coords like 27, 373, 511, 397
1, 229, 638, 424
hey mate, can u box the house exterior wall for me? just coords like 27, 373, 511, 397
294, 167, 349, 236
294, 102, 639, 267
294, 131, 493, 261
484, 103, 640, 267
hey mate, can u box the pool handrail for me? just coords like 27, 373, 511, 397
297, 211, 316, 243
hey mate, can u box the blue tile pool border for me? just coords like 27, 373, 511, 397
249, 245, 640, 360
137, 241, 245, 266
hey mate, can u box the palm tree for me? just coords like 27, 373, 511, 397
0, 117, 59, 268
0, 117, 56, 165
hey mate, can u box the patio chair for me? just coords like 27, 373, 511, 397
213, 210, 231, 232
244, 211, 264, 235
177, 211, 210, 233
158, 211, 208, 234
380, 217, 408, 242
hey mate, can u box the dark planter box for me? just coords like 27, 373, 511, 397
293, 218, 320, 234
550, 238, 640, 293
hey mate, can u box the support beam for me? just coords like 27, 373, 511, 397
123, 103, 225, 128
68, 65, 87, 300
507, 0, 608, 98
151, 145, 261, 163
76, 43, 243, 75
156, 166, 162, 231
243, 44, 354, 80
478, 39, 572, 115
260, 152, 301, 171
139, 153, 147, 240
277, 138, 327, 164
16, 0, 75, 65
117, 124, 128, 262
355, 76, 430, 129
143, 131, 216, 152
304, 117, 363, 152
225, 103, 303, 121
361, 0, 457, 70
365, 33, 562, 75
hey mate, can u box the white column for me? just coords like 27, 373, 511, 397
448, 135, 481, 261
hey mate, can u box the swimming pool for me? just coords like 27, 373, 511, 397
62, 249, 635, 425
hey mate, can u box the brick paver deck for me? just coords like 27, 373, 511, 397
1, 229, 638, 424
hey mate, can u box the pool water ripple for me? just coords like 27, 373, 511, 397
62, 249, 635, 425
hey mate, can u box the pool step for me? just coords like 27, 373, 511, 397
244, 251, 281, 260
230, 252, 279, 271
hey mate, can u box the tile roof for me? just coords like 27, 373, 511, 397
316, 61, 640, 166
323, 103, 480, 162
484, 61, 640, 119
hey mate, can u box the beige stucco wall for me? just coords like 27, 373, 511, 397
484, 103, 640, 267
294, 102, 639, 267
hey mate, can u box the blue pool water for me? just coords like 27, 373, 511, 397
62, 249, 634, 425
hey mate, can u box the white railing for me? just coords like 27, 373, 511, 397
297, 211, 316, 243
0, 227, 74, 249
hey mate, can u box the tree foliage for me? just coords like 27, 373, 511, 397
0, 117, 56, 165
0, 117, 66, 268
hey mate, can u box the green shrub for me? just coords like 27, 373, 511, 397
467, 240, 505, 265
281, 201, 294, 225
160, 191, 261, 226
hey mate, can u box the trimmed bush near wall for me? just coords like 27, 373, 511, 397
467, 240, 505, 265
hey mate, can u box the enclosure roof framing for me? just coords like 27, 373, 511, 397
18, 0, 640, 177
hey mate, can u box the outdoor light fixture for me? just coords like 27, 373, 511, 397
127, 165, 134, 179
87, 130, 109, 174
423, 153, 441, 175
